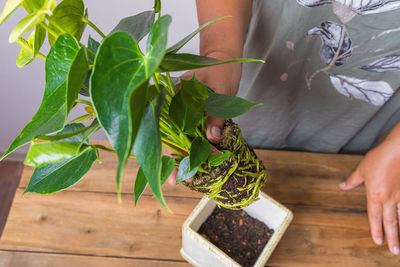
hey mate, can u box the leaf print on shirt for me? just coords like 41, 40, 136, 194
360, 55, 400, 72
297, 0, 400, 15
329, 74, 394, 105
307, 21, 352, 66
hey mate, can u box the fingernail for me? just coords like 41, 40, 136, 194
373, 236, 382, 245
391, 246, 400, 255
211, 126, 221, 139
339, 182, 347, 189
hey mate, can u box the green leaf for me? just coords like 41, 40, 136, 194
110, 10, 155, 42
133, 91, 169, 210
87, 35, 99, 62
69, 114, 93, 124
161, 155, 175, 185
0, 0, 23, 24
23, 0, 55, 13
24, 142, 82, 168
9, 9, 46, 43
90, 15, 171, 200
166, 17, 226, 54
189, 137, 210, 171
1, 34, 89, 161
208, 150, 231, 166
55, 122, 89, 144
169, 90, 202, 134
134, 167, 147, 207
177, 156, 198, 183
205, 91, 261, 118
179, 79, 209, 112
159, 53, 264, 72
24, 146, 97, 195
16, 24, 46, 67
48, 0, 86, 46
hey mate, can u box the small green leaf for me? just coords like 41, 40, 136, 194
87, 35, 99, 61
179, 79, 209, 112
24, 146, 97, 195
9, 9, 46, 43
91, 16, 172, 200
159, 53, 264, 72
169, 90, 202, 134
1, 34, 89, 161
161, 155, 175, 185
189, 137, 210, 171
166, 16, 226, 54
16, 24, 46, 67
205, 91, 261, 118
177, 156, 198, 183
110, 10, 155, 41
133, 91, 169, 210
24, 142, 82, 168
134, 167, 147, 207
208, 150, 231, 166
47, 0, 86, 46
0, 0, 23, 24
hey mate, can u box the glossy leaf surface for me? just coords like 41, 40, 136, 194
24, 146, 97, 194
48, 0, 86, 46
176, 156, 198, 183
24, 142, 82, 168
133, 91, 168, 210
189, 137, 210, 171
1, 34, 89, 160
110, 11, 155, 41
90, 16, 171, 198
159, 53, 263, 72
208, 150, 231, 166
205, 91, 260, 118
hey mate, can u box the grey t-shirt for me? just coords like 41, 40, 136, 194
234, 0, 400, 154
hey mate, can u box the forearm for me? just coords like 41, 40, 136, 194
196, 0, 253, 59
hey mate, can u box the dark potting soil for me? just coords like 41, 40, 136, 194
198, 207, 274, 267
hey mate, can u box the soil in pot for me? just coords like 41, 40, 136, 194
198, 206, 274, 267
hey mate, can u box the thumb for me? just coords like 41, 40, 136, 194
206, 116, 225, 144
339, 170, 364, 191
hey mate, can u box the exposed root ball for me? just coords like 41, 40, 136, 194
184, 120, 267, 209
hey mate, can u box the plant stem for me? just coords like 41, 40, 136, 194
82, 17, 106, 39
94, 144, 136, 158
16, 38, 46, 61
75, 99, 92, 106
40, 22, 59, 38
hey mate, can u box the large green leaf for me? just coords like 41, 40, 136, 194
9, 9, 46, 43
48, 0, 86, 46
90, 15, 171, 199
1, 34, 89, 160
169, 90, 202, 134
166, 17, 226, 54
159, 53, 264, 72
134, 155, 176, 207
110, 11, 155, 41
205, 91, 261, 118
24, 146, 97, 194
179, 79, 209, 112
16, 24, 46, 67
189, 137, 210, 171
24, 142, 82, 168
133, 91, 169, 210
176, 156, 198, 183
0, 0, 22, 24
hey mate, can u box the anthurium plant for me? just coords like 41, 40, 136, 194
0, 0, 266, 211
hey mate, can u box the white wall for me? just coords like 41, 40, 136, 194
0, 0, 199, 160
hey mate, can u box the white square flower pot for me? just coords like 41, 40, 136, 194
181, 192, 293, 267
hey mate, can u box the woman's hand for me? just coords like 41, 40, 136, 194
340, 126, 400, 255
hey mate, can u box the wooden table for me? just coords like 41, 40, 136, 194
0, 142, 399, 266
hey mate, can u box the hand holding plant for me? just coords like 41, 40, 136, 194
0, 0, 266, 211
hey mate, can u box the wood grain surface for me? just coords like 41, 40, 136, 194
1, 141, 399, 266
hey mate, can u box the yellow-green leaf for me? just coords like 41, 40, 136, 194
9, 10, 46, 43
0, 0, 22, 24
16, 24, 45, 67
